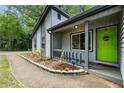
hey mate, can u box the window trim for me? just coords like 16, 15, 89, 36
57, 13, 61, 20
70, 30, 93, 51
41, 36, 45, 49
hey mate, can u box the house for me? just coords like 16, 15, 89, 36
32, 5, 124, 86
47, 5, 124, 85
31, 5, 70, 57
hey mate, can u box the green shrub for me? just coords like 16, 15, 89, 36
34, 49, 42, 59
64, 67, 69, 72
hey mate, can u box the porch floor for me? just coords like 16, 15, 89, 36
89, 64, 123, 85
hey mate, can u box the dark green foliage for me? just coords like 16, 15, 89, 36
0, 6, 45, 51
63, 5, 94, 16
0, 5, 94, 51
0, 11, 31, 51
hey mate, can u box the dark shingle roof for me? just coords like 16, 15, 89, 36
47, 5, 117, 31
31, 5, 70, 38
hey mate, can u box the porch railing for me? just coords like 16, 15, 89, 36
53, 49, 85, 67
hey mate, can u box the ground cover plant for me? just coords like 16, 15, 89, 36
0, 55, 22, 88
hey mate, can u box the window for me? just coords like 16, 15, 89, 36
80, 33, 85, 49
42, 43, 45, 48
71, 31, 93, 51
41, 37, 45, 49
34, 37, 37, 49
72, 34, 80, 49
57, 13, 61, 20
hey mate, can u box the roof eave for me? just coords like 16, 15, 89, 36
31, 5, 70, 38
47, 5, 117, 31
31, 6, 50, 38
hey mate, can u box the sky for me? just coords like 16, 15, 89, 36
0, 5, 8, 11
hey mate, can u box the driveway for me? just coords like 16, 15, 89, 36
0, 52, 122, 88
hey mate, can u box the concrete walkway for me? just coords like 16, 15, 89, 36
0, 52, 122, 88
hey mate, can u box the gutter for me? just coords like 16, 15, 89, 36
47, 5, 117, 31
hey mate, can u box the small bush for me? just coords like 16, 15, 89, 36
64, 67, 69, 72
34, 49, 42, 59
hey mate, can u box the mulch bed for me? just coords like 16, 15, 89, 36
21, 52, 80, 71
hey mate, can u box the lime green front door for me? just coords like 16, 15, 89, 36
97, 25, 117, 63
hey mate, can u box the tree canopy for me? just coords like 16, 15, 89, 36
0, 5, 94, 51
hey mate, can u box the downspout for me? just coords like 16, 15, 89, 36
50, 10, 53, 59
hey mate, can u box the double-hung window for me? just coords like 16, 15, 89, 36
41, 36, 45, 49
71, 30, 93, 51
57, 13, 61, 20
34, 37, 37, 49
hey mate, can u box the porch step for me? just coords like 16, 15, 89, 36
89, 66, 123, 85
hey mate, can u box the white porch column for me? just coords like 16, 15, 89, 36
84, 21, 89, 70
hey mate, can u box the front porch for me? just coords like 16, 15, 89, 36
52, 49, 122, 85
50, 7, 123, 85
52, 12, 121, 67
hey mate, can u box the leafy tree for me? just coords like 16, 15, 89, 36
7, 5, 45, 34
0, 5, 94, 51
0, 11, 29, 50
63, 5, 94, 16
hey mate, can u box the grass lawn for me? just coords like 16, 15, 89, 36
0, 55, 22, 88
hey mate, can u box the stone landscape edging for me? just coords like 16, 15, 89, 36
20, 55, 87, 75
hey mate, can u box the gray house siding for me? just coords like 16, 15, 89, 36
41, 23, 45, 55
36, 26, 41, 49
120, 7, 124, 85
32, 8, 68, 57
32, 34, 37, 52
32, 26, 41, 52
53, 32, 62, 49
32, 36, 35, 52
51, 9, 67, 26
44, 10, 52, 57
44, 9, 68, 57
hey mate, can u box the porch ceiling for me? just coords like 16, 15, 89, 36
52, 23, 85, 33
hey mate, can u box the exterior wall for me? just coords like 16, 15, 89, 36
32, 34, 37, 52
44, 9, 68, 57
53, 32, 62, 49
60, 13, 120, 65
32, 8, 69, 57
41, 23, 45, 55
120, 7, 124, 85
44, 10, 52, 57
62, 31, 71, 51
32, 26, 41, 52
51, 9, 67, 26
32, 36, 35, 52
36, 26, 41, 49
